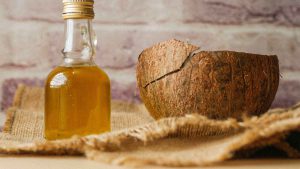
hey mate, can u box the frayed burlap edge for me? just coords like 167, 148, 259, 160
0, 106, 300, 167
84, 108, 300, 167
0, 114, 242, 153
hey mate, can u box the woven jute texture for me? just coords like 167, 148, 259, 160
0, 85, 300, 167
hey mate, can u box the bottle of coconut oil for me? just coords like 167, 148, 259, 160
44, 0, 111, 140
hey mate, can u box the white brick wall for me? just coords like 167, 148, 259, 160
0, 0, 300, 112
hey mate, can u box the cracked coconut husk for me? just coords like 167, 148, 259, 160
137, 39, 279, 120
0, 85, 300, 167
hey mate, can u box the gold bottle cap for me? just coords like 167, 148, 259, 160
62, 0, 94, 19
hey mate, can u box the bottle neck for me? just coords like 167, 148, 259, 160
62, 19, 96, 66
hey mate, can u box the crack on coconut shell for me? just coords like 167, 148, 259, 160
143, 48, 203, 89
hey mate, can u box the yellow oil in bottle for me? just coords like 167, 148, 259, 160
45, 65, 110, 140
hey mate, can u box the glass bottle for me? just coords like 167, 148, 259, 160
44, 0, 111, 140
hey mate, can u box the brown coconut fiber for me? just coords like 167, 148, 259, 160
0, 85, 300, 167
137, 39, 279, 120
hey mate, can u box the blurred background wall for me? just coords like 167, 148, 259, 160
0, 0, 299, 116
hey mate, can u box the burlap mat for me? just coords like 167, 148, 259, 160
0, 85, 300, 167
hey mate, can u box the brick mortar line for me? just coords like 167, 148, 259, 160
278, 71, 300, 81
2, 19, 300, 33
4, 15, 300, 28
93, 23, 300, 34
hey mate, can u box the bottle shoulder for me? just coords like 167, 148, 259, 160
45, 65, 110, 86
94, 66, 110, 81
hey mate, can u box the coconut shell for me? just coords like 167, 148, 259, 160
136, 39, 279, 120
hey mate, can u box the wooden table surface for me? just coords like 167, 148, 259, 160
0, 156, 299, 169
